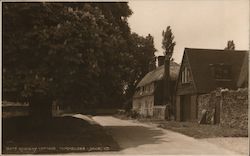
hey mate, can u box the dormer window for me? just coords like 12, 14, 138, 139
181, 67, 191, 84
210, 64, 231, 80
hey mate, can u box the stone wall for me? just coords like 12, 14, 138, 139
220, 88, 248, 130
197, 88, 248, 130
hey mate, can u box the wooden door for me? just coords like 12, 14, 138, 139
180, 95, 191, 121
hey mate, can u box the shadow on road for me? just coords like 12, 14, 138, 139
105, 125, 170, 149
2, 116, 120, 154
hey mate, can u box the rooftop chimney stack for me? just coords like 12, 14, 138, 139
158, 56, 165, 67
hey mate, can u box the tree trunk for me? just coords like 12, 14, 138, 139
29, 92, 53, 124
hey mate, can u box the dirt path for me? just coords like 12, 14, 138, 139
92, 116, 243, 155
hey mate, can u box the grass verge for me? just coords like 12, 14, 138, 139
115, 114, 248, 138
157, 121, 248, 138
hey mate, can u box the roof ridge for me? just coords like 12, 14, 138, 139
185, 47, 248, 52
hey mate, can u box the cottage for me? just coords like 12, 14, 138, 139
133, 56, 180, 119
175, 48, 248, 122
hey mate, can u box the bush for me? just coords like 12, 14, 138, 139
126, 110, 140, 119
117, 109, 126, 115
123, 99, 132, 112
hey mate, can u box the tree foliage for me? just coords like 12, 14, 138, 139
124, 33, 156, 100
3, 2, 156, 111
225, 40, 235, 50
3, 2, 133, 109
162, 26, 176, 58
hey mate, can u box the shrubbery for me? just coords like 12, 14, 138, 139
127, 110, 140, 119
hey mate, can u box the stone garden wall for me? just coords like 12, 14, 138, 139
220, 88, 248, 130
197, 88, 248, 130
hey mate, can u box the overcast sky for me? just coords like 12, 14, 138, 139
128, 0, 249, 63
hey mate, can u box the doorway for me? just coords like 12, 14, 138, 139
180, 95, 191, 121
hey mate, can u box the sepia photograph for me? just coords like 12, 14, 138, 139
2, 0, 249, 155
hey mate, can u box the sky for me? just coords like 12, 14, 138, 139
128, 0, 249, 63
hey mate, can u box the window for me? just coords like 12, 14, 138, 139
210, 64, 231, 80
181, 67, 191, 84
148, 84, 152, 92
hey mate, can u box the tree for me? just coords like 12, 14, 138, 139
225, 40, 235, 50
162, 26, 176, 59
3, 2, 133, 121
161, 26, 176, 119
122, 33, 156, 110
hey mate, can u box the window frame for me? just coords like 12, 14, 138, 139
181, 67, 192, 84
210, 64, 232, 80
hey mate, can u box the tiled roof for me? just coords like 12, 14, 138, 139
184, 48, 248, 93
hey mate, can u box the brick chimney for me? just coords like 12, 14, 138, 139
158, 56, 165, 67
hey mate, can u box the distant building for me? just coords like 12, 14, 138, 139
132, 56, 180, 119
175, 48, 248, 122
